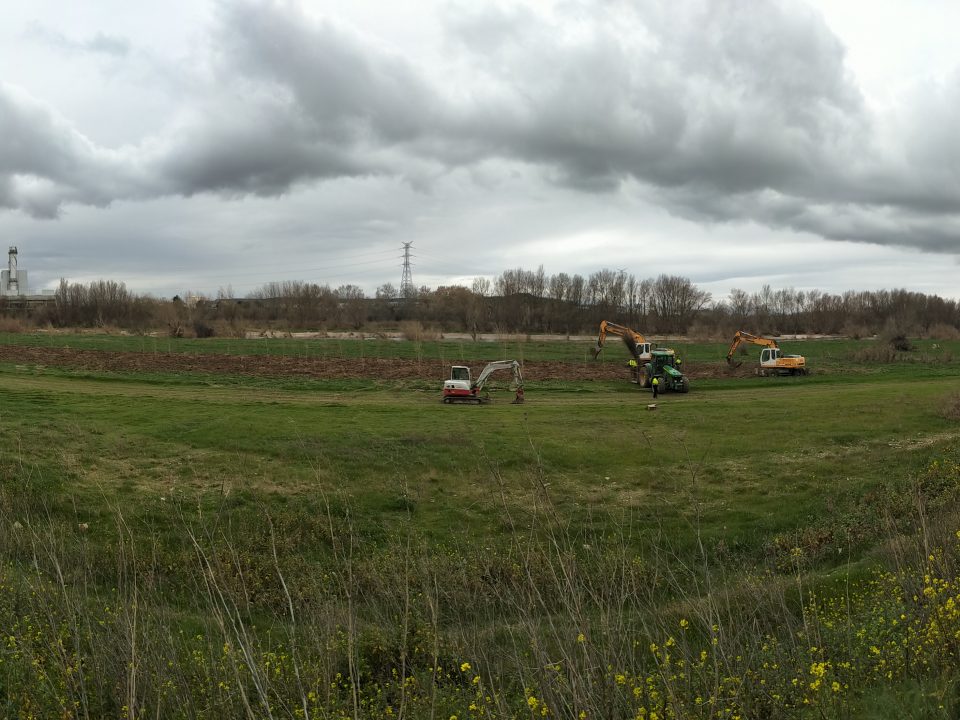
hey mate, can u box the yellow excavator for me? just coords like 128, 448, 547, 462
590, 321, 653, 361
726, 331, 808, 376
591, 321, 690, 392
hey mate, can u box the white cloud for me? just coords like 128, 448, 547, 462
0, 0, 958, 298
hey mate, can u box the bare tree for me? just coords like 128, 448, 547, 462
336, 284, 367, 329
376, 283, 397, 300
548, 273, 570, 302
472, 276, 491, 297
650, 275, 711, 333
531, 265, 547, 299
728, 288, 750, 327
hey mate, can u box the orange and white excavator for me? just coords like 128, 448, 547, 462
590, 321, 653, 361
726, 331, 808, 376
442, 360, 525, 404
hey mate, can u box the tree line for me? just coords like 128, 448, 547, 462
2, 267, 958, 339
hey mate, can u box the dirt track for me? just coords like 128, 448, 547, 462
0, 345, 750, 381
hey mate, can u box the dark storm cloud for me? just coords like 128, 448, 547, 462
437, 1, 863, 179
216, 0, 438, 144
445, 0, 960, 254
2, 0, 960, 254
152, 98, 378, 196
0, 83, 140, 217
136, 0, 436, 201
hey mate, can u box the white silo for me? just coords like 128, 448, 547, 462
2, 246, 28, 296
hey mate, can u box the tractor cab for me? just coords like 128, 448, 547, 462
640, 348, 690, 393
650, 348, 677, 374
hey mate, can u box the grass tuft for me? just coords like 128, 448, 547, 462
942, 392, 960, 421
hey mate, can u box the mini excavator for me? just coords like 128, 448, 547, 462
441, 360, 525, 404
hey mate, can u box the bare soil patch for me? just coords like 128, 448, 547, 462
0, 345, 743, 382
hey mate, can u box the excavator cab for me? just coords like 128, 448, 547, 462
450, 366, 471, 382
760, 348, 781, 364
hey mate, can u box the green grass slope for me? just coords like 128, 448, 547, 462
0, 333, 959, 717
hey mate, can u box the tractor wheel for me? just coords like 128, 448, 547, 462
678, 377, 690, 393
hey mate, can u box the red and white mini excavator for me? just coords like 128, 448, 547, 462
442, 360, 525, 404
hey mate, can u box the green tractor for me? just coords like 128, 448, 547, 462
637, 348, 689, 393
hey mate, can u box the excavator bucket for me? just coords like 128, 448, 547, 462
726, 357, 743, 369
511, 388, 525, 404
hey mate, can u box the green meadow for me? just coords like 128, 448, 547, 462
1, 333, 959, 718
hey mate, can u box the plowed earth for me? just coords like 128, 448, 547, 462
0, 345, 752, 381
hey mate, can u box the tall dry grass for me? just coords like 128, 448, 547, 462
400, 321, 441, 342
925, 323, 960, 341
1, 452, 960, 717
0, 316, 29, 333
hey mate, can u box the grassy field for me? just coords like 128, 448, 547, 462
1, 328, 955, 368
1, 333, 959, 718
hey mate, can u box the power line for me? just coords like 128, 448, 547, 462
90, 253, 399, 288
191, 256, 395, 281
98, 250, 396, 278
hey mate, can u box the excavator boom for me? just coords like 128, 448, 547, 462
591, 321, 651, 360
473, 360, 523, 393
726, 331, 778, 367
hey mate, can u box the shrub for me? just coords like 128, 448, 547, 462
211, 319, 246, 338
926, 322, 960, 341
887, 334, 913, 351
400, 320, 439, 342
193, 321, 215, 338
685, 321, 724, 342
841, 322, 873, 340
0, 316, 27, 333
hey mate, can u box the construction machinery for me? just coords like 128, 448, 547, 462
590, 321, 653, 361
590, 321, 689, 393
638, 348, 690, 393
725, 331, 808, 376
442, 360, 525, 404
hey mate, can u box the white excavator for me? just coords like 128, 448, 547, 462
442, 360, 525, 404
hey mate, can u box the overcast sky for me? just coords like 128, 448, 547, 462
1, 0, 959, 301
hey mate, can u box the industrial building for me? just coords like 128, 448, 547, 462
1, 246, 54, 310
2, 246, 27, 297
